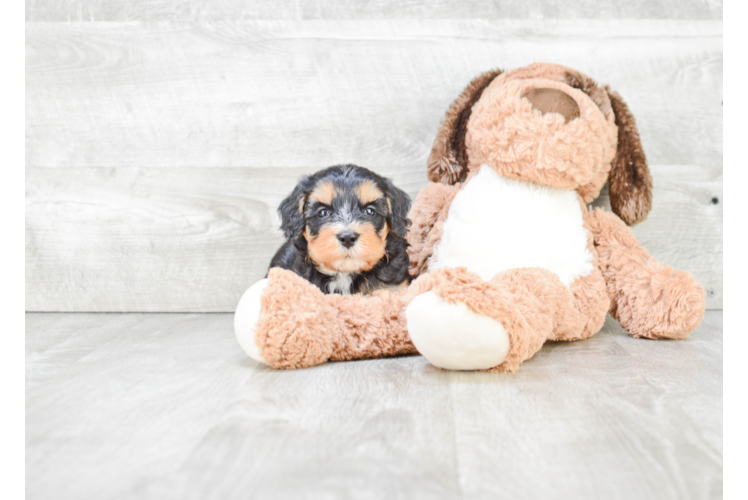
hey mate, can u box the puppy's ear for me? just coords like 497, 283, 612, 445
605, 87, 653, 226
428, 69, 502, 184
277, 180, 308, 240
384, 180, 412, 238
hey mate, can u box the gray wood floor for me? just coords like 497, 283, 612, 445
26, 311, 723, 500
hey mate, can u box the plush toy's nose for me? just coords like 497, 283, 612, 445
522, 88, 580, 123
337, 232, 359, 248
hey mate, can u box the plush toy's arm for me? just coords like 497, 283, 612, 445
406, 182, 461, 276
325, 288, 416, 362
236, 268, 417, 369
585, 208, 705, 339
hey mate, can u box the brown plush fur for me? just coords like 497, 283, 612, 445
427, 69, 502, 184
605, 88, 653, 225
575, 201, 615, 339
466, 77, 618, 202
586, 208, 704, 338
255, 268, 417, 369
427, 62, 651, 222
406, 182, 461, 276
563, 68, 613, 117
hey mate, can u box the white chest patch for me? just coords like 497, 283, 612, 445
429, 164, 593, 286
326, 272, 353, 295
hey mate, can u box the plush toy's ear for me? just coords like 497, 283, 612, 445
427, 69, 502, 184
384, 179, 412, 238
277, 180, 309, 240
605, 87, 653, 226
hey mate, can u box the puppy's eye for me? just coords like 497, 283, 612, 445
365, 207, 375, 216
317, 208, 329, 218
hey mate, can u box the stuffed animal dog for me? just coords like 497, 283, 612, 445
235, 63, 705, 372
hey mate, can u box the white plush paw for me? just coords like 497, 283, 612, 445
406, 292, 510, 371
234, 279, 270, 365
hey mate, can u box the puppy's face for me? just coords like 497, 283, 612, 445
304, 176, 390, 273
278, 165, 411, 274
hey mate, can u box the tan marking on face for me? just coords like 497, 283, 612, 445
356, 181, 384, 205
298, 196, 305, 215
350, 221, 387, 271
305, 226, 346, 269
305, 221, 387, 273
309, 181, 335, 205
331, 258, 370, 273
378, 222, 389, 239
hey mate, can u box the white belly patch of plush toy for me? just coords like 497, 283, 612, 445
428, 164, 594, 285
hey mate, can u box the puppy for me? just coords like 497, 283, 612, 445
270, 164, 412, 295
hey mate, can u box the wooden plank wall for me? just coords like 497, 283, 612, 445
25, 1, 723, 21
25, 4, 723, 312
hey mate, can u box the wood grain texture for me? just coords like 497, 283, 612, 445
25, 0, 723, 22
25, 20, 723, 311
26, 20, 723, 170
25, 311, 723, 500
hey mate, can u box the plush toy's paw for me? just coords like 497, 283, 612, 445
234, 269, 336, 369
234, 278, 270, 365
406, 291, 510, 370
618, 267, 706, 340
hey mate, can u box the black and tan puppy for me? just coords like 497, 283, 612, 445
270, 164, 411, 294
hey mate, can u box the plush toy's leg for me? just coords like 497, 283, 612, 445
586, 208, 705, 339
405, 287, 511, 371
235, 268, 417, 369
405, 267, 594, 372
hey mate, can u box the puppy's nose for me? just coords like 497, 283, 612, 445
337, 232, 359, 248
